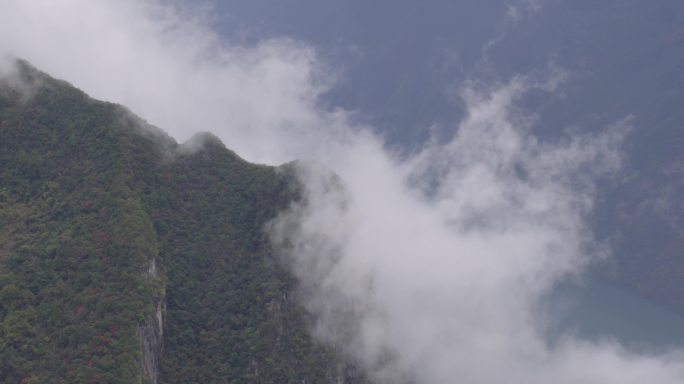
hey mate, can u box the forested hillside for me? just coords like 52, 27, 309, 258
0, 61, 359, 383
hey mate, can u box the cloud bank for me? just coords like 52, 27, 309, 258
270, 79, 677, 384
0, 0, 345, 164
2, 1, 684, 383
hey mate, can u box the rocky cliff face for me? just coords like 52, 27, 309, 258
138, 302, 164, 383
139, 257, 165, 384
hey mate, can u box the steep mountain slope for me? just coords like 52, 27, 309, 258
150, 138, 353, 383
0, 61, 358, 383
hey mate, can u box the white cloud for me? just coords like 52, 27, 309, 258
481, 0, 545, 65
2, 1, 683, 383
270, 75, 669, 384
0, 0, 343, 164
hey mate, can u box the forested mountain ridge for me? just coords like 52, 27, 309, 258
0, 61, 359, 383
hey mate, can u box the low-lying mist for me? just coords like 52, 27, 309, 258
2, 1, 684, 382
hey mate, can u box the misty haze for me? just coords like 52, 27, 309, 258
1, 1, 684, 383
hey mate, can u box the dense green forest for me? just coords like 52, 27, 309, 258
0, 61, 360, 383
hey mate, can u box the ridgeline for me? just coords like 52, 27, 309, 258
0, 61, 359, 383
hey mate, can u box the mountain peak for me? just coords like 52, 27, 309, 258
0, 62, 360, 383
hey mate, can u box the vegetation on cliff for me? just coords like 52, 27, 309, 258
0, 61, 353, 383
